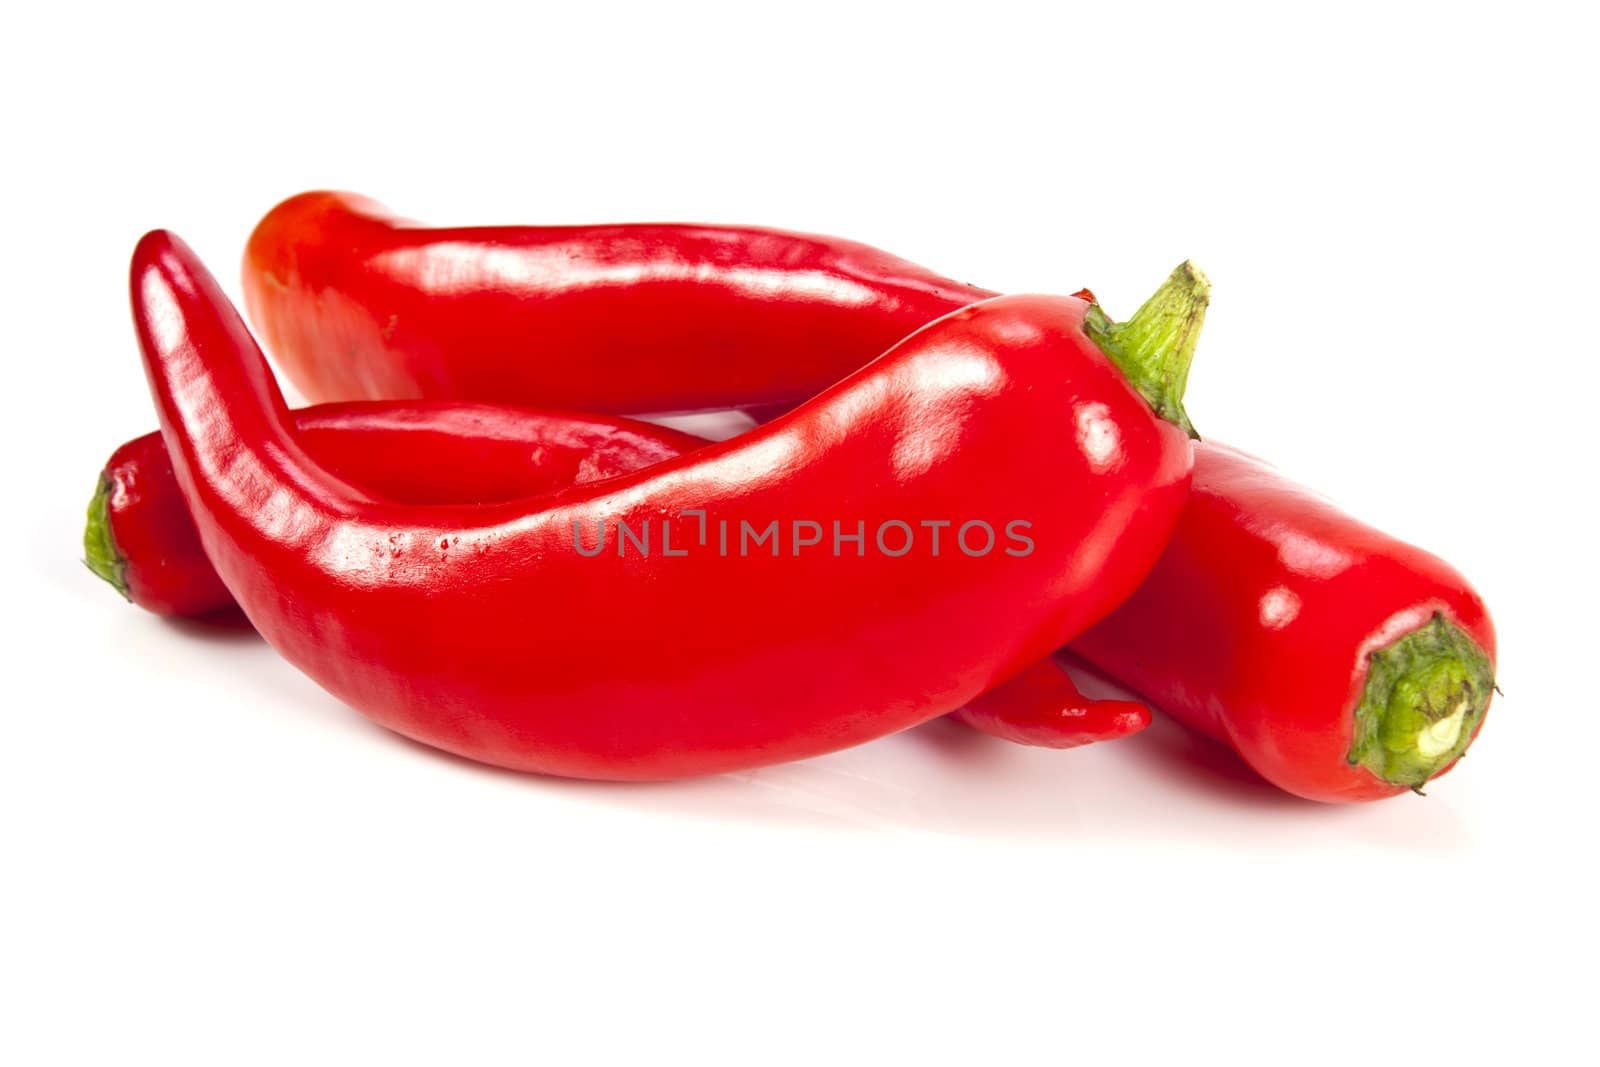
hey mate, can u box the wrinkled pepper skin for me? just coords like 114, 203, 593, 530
136, 232, 1191, 779
90, 403, 701, 616
1071, 444, 1497, 802
244, 191, 995, 414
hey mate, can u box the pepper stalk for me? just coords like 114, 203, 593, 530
1348, 613, 1496, 790
1082, 261, 1209, 439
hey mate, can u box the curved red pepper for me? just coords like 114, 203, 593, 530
239, 192, 1496, 799
86, 401, 1151, 750
135, 231, 1192, 779
245, 191, 994, 414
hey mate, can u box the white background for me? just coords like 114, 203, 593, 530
5, 2, 1595, 1062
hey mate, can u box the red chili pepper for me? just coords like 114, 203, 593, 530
1071, 443, 1496, 800
87, 400, 1150, 749
244, 191, 1000, 416
134, 231, 1198, 778
240, 193, 1495, 798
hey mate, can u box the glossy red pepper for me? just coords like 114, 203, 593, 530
134, 231, 1197, 779
1070, 443, 1496, 800
244, 191, 999, 416
240, 193, 1495, 798
86, 401, 1150, 749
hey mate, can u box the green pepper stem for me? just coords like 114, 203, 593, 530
1347, 614, 1496, 790
84, 475, 131, 601
1082, 261, 1209, 439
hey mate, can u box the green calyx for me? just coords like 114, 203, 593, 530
1348, 614, 1496, 791
83, 475, 131, 602
1082, 261, 1209, 439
